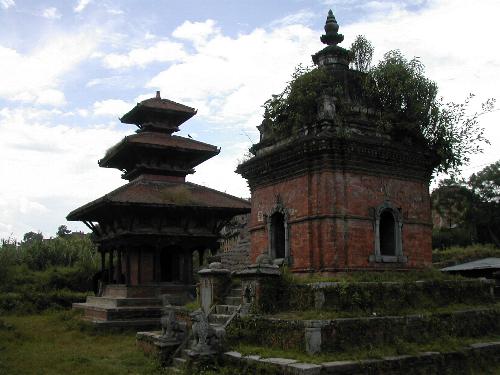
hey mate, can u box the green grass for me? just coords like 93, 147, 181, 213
231, 334, 500, 365
269, 302, 500, 320
0, 310, 164, 375
286, 267, 465, 284
433, 244, 500, 265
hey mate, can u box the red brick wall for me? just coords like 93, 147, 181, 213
249, 170, 432, 272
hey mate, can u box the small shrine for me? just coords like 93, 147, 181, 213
68, 92, 250, 326
236, 11, 435, 273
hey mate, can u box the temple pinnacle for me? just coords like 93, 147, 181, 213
320, 9, 344, 46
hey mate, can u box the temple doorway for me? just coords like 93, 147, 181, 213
379, 210, 396, 256
271, 212, 286, 259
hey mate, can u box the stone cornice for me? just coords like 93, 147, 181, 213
238, 134, 435, 189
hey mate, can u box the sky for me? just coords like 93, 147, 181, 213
0, 0, 499, 240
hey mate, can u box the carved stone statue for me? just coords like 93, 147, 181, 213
190, 309, 212, 353
159, 306, 186, 343
317, 93, 336, 122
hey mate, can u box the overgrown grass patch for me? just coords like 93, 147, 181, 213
0, 310, 163, 375
231, 335, 500, 364
433, 244, 500, 265
288, 267, 463, 284
270, 302, 500, 320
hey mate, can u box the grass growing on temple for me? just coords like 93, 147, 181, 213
0, 310, 164, 375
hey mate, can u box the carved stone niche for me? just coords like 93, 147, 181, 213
235, 254, 281, 315
265, 195, 292, 266
369, 200, 408, 263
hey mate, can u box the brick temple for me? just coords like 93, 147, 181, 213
68, 92, 250, 326
236, 11, 435, 273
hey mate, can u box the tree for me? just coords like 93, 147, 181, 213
366, 50, 494, 175
57, 225, 71, 237
468, 161, 500, 247
350, 35, 374, 72
431, 161, 500, 247
431, 178, 473, 229
22, 231, 43, 244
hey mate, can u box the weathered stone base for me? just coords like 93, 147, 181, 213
224, 341, 500, 374
73, 283, 195, 329
136, 331, 182, 365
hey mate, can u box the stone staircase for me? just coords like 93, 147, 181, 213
73, 284, 193, 329
167, 286, 243, 372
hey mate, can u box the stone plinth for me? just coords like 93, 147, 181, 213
198, 262, 231, 313
235, 258, 281, 312
136, 331, 183, 365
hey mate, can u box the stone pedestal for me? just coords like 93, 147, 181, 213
235, 256, 281, 313
136, 331, 183, 365
198, 262, 230, 313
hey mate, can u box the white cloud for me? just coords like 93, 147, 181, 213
102, 40, 186, 69
93, 99, 131, 117
0, 0, 14, 10
74, 0, 91, 13
270, 10, 316, 27
0, 107, 128, 239
0, 31, 98, 106
42, 7, 61, 19
172, 19, 220, 46
149, 24, 318, 127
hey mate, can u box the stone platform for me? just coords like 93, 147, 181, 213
73, 283, 195, 329
224, 341, 500, 374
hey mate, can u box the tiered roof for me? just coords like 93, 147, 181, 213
67, 92, 250, 229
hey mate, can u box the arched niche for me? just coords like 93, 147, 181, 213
265, 195, 291, 264
370, 201, 407, 263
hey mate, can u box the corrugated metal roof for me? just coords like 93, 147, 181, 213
441, 258, 500, 272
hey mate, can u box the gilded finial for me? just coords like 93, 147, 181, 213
320, 9, 344, 46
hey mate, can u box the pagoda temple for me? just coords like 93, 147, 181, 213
68, 92, 250, 326
237, 11, 436, 274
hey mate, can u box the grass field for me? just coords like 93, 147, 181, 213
0, 310, 164, 375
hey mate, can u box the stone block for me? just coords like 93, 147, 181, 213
305, 327, 322, 354
286, 362, 321, 375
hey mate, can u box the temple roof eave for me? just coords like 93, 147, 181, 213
120, 99, 197, 126
66, 179, 251, 222
99, 133, 220, 168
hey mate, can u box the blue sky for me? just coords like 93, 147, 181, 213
1, 0, 499, 239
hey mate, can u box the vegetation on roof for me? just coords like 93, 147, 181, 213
253, 36, 495, 176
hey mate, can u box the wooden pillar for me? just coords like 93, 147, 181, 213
179, 252, 185, 283
109, 249, 114, 283
125, 248, 131, 285
100, 249, 106, 281
137, 249, 142, 284
116, 247, 123, 284
186, 250, 193, 284
199, 249, 205, 267
154, 245, 161, 282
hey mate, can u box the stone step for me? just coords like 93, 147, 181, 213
224, 296, 241, 305
85, 296, 161, 308
75, 303, 162, 321
208, 313, 232, 325
81, 317, 160, 329
172, 357, 187, 368
224, 340, 500, 375
215, 304, 238, 315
